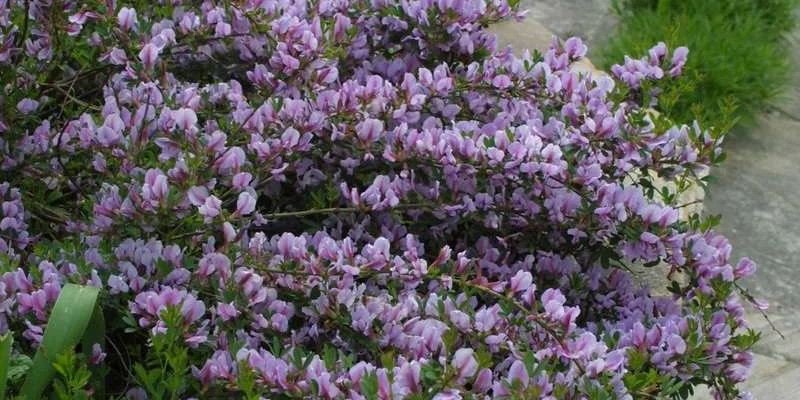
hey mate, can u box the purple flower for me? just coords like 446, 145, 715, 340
197, 252, 232, 281
394, 361, 421, 395
667, 334, 687, 355
117, 7, 138, 31
356, 118, 383, 143
248, 64, 272, 86
215, 302, 240, 321
180, 296, 206, 325
174, 108, 197, 131
89, 343, 107, 365
564, 37, 587, 59
452, 348, 479, 382
469, 368, 491, 392
276, 233, 307, 260
376, 368, 392, 400
108, 275, 129, 294
492, 75, 512, 89
670, 47, 689, 77
194, 351, 234, 387
217, 147, 246, 174
206, 131, 227, 154
734, 258, 757, 279
509, 270, 533, 293
333, 14, 352, 42
234, 192, 256, 216
138, 43, 160, 71
108, 48, 128, 65
141, 169, 169, 208
126, 388, 148, 400
232, 172, 253, 190
16, 99, 39, 114
18, 290, 48, 320
474, 305, 499, 332
198, 195, 222, 221
187, 186, 209, 207
507, 360, 528, 387
222, 222, 237, 244
750, 298, 769, 311
215, 22, 232, 37
649, 42, 668, 64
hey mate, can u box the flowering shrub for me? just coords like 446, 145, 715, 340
0, 0, 764, 399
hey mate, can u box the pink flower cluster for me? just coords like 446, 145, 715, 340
0, 0, 761, 398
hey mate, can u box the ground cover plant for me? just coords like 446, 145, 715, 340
600, 0, 798, 128
0, 0, 764, 398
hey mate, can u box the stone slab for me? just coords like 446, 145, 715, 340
487, 15, 555, 54
519, 0, 617, 48
747, 353, 797, 385
704, 114, 800, 311
746, 364, 800, 399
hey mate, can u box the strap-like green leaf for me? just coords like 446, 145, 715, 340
20, 284, 100, 400
0, 333, 12, 398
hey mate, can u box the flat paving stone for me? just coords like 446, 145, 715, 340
705, 114, 800, 311
746, 364, 800, 399
518, 0, 616, 48
751, 334, 800, 362
487, 16, 555, 53
746, 354, 797, 385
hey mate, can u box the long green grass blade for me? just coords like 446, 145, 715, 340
0, 333, 12, 398
20, 283, 100, 400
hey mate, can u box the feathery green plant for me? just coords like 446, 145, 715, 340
599, 0, 798, 128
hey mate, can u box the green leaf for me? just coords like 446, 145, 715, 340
0, 333, 12, 398
700, 175, 718, 184
361, 371, 379, 400
379, 350, 396, 371
20, 284, 100, 400
8, 354, 32, 385
323, 345, 337, 370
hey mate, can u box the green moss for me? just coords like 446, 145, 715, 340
598, 0, 798, 128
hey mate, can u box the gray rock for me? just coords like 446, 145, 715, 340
487, 16, 555, 53
518, 0, 617, 49
705, 114, 800, 312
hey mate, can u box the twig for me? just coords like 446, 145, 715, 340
41, 82, 102, 111
54, 67, 91, 199
170, 203, 433, 241
675, 199, 703, 209
735, 282, 785, 340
